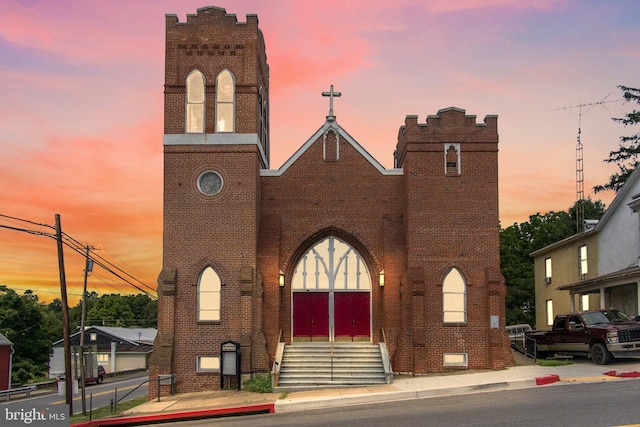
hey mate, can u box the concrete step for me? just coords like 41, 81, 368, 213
276, 342, 387, 391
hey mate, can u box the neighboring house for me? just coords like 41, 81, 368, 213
50, 326, 156, 378
0, 332, 13, 390
532, 167, 640, 329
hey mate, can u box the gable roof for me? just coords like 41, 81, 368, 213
53, 326, 157, 346
594, 166, 640, 231
531, 167, 640, 257
261, 117, 402, 177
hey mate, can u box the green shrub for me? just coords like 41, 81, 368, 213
243, 373, 272, 393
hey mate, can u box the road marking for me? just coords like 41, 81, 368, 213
51, 384, 141, 405
561, 376, 621, 382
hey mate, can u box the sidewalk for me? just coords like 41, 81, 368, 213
71, 357, 640, 426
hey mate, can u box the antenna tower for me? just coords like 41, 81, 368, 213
552, 94, 621, 283
551, 94, 620, 235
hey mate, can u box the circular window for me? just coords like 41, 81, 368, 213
197, 171, 223, 196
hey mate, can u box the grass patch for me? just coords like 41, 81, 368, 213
243, 374, 272, 393
279, 392, 288, 399
69, 396, 149, 424
536, 358, 574, 367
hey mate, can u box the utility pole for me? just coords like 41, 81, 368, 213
55, 214, 73, 414
79, 245, 94, 415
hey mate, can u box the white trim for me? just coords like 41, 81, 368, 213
163, 133, 268, 168
261, 120, 403, 177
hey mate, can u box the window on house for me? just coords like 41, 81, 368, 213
579, 245, 588, 276
443, 268, 466, 323
216, 69, 235, 132
445, 144, 460, 174
198, 267, 221, 321
97, 354, 109, 363
546, 299, 554, 326
544, 257, 552, 282
197, 355, 220, 372
186, 70, 205, 133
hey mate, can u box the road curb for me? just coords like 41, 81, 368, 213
274, 379, 538, 414
69, 403, 275, 427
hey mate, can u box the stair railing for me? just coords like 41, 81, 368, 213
271, 329, 285, 389
379, 328, 394, 384
330, 325, 334, 382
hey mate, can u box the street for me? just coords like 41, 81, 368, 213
165, 380, 640, 427
0, 372, 149, 415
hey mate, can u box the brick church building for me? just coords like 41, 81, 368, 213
150, 6, 513, 395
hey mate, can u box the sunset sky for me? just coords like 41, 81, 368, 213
1, 0, 638, 304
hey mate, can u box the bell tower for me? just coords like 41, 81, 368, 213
151, 6, 270, 394
162, 6, 269, 160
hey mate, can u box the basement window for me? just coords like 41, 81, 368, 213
197, 356, 220, 372
443, 353, 467, 368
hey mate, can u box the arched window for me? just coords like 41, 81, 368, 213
198, 267, 221, 321
443, 268, 466, 323
215, 69, 235, 132
292, 236, 371, 291
186, 70, 205, 133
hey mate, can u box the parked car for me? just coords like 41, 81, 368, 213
506, 324, 532, 353
58, 365, 105, 385
84, 365, 106, 385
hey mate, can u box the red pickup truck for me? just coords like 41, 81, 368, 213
525, 309, 640, 364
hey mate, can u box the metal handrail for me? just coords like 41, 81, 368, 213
110, 378, 150, 413
271, 329, 285, 388
379, 328, 394, 384
330, 326, 334, 382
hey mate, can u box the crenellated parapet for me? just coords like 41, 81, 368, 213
166, 6, 259, 30
395, 107, 497, 168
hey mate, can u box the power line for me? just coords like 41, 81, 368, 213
0, 214, 157, 299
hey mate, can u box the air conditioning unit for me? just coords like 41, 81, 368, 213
544, 277, 552, 284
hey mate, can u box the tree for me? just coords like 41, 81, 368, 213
84, 293, 156, 328
500, 199, 606, 327
594, 85, 640, 193
0, 286, 60, 383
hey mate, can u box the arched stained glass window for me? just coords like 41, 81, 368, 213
292, 236, 371, 291
443, 268, 466, 323
186, 70, 205, 133
215, 69, 235, 132
198, 267, 221, 321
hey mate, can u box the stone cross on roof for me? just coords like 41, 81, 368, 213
322, 84, 342, 118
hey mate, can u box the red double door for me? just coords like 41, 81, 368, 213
293, 292, 370, 341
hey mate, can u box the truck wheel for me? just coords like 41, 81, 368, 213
536, 350, 551, 360
591, 342, 612, 365
535, 343, 551, 360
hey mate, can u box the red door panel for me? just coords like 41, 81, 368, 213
335, 292, 370, 339
293, 293, 329, 338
